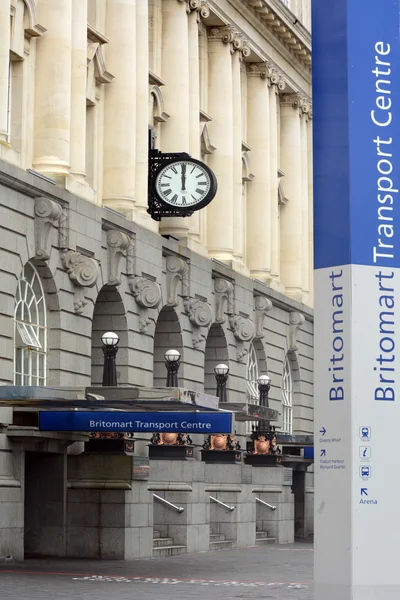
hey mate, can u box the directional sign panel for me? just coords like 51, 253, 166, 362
313, 1, 400, 599
39, 411, 232, 434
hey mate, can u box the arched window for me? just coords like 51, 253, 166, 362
246, 343, 259, 434
14, 263, 47, 385
281, 355, 293, 433
246, 343, 259, 402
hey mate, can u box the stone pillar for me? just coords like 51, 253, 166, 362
186, 8, 202, 248
269, 72, 286, 291
103, 0, 136, 217
33, 0, 72, 178
206, 27, 234, 263
246, 63, 271, 282
300, 97, 311, 303
135, 0, 158, 231
0, 1, 10, 144
279, 93, 303, 301
232, 47, 247, 273
307, 115, 314, 304
158, 0, 190, 238
70, 0, 87, 183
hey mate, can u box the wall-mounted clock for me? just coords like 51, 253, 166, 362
148, 144, 218, 221
154, 158, 217, 211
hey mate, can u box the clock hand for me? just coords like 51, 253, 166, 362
181, 163, 186, 191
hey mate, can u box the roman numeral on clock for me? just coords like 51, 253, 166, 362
171, 194, 178, 203
181, 196, 187, 205
163, 189, 172, 196
195, 188, 204, 195
170, 166, 178, 174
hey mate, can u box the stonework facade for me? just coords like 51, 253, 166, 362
0, 0, 314, 560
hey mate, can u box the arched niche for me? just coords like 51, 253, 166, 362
91, 285, 128, 386
152, 306, 183, 387
204, 323, 229, 398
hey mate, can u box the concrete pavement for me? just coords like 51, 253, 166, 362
0, 542, 313, 599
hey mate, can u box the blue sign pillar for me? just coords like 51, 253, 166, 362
312, 1, 400, 599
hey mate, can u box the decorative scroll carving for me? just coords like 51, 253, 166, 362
288, 311, 305, 352
229, 315, 255, 343
208, 26, 250, 57
130, 276, 162, 333
269, 68, 286, 92
214, 278, 234, 323
299, 95, 312, 119
106, 229, 131, 286
61, 250, 99, 314
188, 0, 210, 18
166, 255, 189, 306
34, 197, 62, 261
255, 296, 273, 339
280, 93, 301, 109
184, 298, 212, 348
247, 62, 270, 80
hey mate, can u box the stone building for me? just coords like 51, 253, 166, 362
0, 0, 314, 560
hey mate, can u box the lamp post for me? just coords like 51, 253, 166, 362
257, 374, 271, 431
164, 349, 181, 387
101, 331, 119, 387
214, 363, 229, 403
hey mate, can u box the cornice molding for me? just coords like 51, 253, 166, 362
242, 0, 311, 70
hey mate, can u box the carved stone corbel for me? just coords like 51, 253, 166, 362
130, 276, 162, 333
229, 314, 255, 343
106, 230, 131, 286
214, 278, 234, 323
34, 197, 62, 261
255, 296, 273, 338
166, 256, 189, 306
229, 314, 255, 362
184, 298, 212, 348
288, 311, 305, 352
61, 250, 99, 314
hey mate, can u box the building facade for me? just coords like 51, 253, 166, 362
0, 0, 314, 560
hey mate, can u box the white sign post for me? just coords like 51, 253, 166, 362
313, 1, 400, 599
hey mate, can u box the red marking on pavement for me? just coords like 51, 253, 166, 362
0, 570, 311, 586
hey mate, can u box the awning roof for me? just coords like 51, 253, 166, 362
0, 386, 221, 412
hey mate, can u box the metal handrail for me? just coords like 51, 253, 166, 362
210, 496, 235, 511
256, 497, 277, 511
153, 494, 184, 513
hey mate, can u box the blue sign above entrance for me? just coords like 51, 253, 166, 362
39, 411, 232, 434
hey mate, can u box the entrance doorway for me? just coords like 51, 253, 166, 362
292, 469, 306, 538
24, 452, 66, 557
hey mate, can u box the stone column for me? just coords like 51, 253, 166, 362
158, 0, 190, 238
307, 115, 314, 305
279, 93, 303, 301
232, 45, 248, 273
135, 0, 158, 231
246, 62, 271, 281
186, 8, 202, 247
269, 72, 286, 291
300, 97, 311, 304
0, 1, 10, 144
103, 0, 136, 217
33, 0, 73, 178
70, 0, 87, 183
206, 27, 234, 263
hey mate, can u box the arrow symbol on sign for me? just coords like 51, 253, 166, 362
320, 449, 326, 457
320, 427, 326, 436
361, 488, 368, 496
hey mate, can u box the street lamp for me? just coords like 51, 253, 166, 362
165, 349, 181, 387
101, 331, 119, 387
257, 374, 271, 408
214, 363, 229, 403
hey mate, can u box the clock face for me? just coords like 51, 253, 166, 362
155, 161, 212, 208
